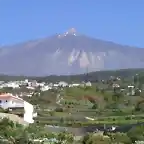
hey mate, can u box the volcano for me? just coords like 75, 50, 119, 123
0, 28, 144, 76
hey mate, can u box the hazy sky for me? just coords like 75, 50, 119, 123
0, 0, 144, 47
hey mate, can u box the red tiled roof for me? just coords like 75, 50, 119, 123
0, 96, 11, 100
0, 93, 24, 101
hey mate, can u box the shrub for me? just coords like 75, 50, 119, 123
125, 116, 131, 120
92, 104, 98, 109
55, 107, 63, 112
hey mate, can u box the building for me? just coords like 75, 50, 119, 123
85, 81, 92, 87
0, 93, 35, 123
0, 82, 20, 89
58, 81, 68, 87
40, 85, 52, 91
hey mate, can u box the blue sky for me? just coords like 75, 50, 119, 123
0, 0, 144, 47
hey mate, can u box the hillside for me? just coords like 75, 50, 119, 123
1, 67, 144, 135
0, 28, 144, 76
0, 68, 144, 82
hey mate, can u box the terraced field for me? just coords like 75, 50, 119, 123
2, 83, 144, 131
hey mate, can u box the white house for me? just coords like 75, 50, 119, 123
0, 93, 35, 123
58, 81, 68, 87
128, 85, 134, 88
0, 82, 20, 89
112, 83, 120, 88
26, 86, 35, 90
40, 86, 52, 91
81, 81, 92, 87
24, 79, 29, 83
85, 81, 92, 87
69, 83, 80, 87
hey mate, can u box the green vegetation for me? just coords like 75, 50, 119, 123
81, 124, 144, 144
1, 68, 144, 82
3, 69, 144, 127
0, 118, 74, 144
1, 118, 144, 144
2, 68, 144, 143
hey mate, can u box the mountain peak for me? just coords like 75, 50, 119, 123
66, 28, 77, 35
58, 28, 77, 38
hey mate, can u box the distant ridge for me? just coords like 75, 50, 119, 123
0, 68, 144, 82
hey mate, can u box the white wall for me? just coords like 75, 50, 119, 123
0, 98, 24, 109
24, 101, 34, 123
0, 98, 12, 109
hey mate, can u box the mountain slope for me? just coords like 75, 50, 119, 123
0, 28, 144, 76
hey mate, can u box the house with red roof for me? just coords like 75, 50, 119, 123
0, 93, 36, 123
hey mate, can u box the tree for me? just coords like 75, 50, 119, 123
82, 133, 92, 144
92, 103, 98, 109
127, 125, 144, 143
82, 133, 111, 144
0, 118, 75, 144
57, 131, 74, 144
109, 132, 131, 144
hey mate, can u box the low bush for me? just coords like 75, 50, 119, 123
55, 107, 64, 112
